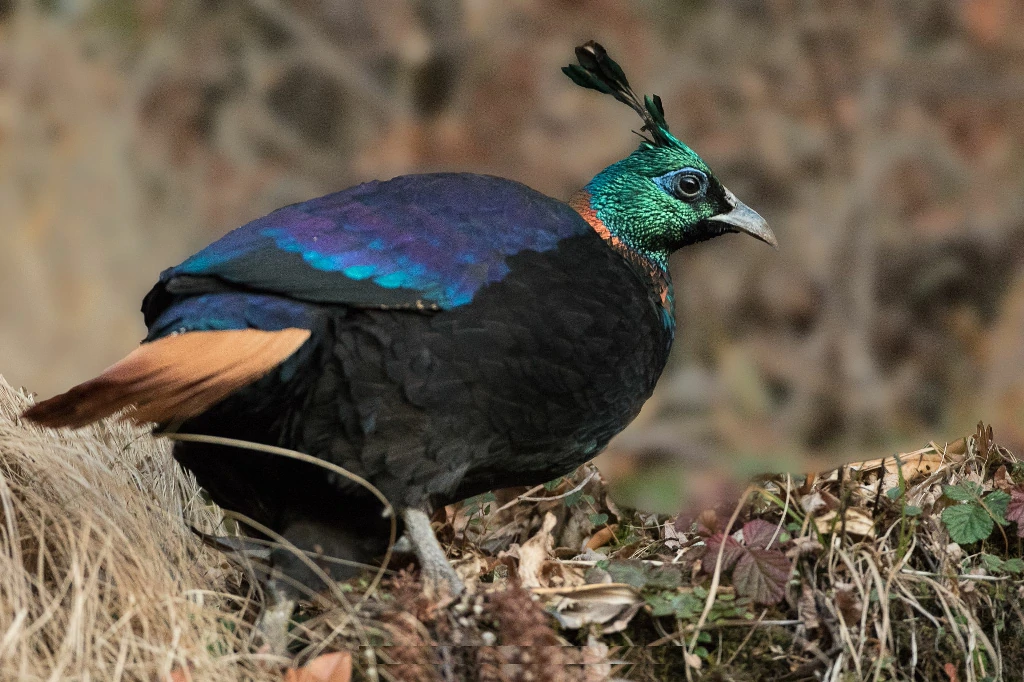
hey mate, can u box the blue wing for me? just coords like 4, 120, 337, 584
144, 173, 591, 335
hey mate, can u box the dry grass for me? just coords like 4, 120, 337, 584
0, 375, 281, 681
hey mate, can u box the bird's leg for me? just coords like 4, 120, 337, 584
401, 507, 464, 597
255, 578, 297, 656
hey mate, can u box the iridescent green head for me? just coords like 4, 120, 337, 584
564, 42, 776, 268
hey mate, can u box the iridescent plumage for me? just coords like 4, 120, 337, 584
25, 42, 775, 617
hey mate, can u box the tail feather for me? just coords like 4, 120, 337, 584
23, 328, 311, 429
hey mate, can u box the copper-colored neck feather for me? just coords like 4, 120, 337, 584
570, 189, 674, 316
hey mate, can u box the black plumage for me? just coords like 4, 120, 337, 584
25, 44, 775, 639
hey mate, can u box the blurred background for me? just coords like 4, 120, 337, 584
2, 0, 1024, 509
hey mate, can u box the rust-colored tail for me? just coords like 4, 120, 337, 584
23, 328, 311, 428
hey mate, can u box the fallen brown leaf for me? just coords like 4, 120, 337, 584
585, 524, 618, 550
850, 446, 957, 490
284, 652, 352, 682
166, 667, 192, 682
536, 583, 643, 633
814, 508, 875, 537
515, 512, 557, 588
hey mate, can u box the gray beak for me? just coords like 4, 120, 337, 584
708, 188, 777, 249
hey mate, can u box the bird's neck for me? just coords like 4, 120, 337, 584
569, 189, 675, 329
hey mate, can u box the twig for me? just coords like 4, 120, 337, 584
900, 569, 1008, 582
769, 474, 792, 549
647, 618, 801, 647
518, 469, 598, 502
490, 483, 545, 515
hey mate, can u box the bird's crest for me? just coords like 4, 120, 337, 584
562, 41, 676, 148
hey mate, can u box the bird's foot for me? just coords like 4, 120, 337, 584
401, 507, 465, 598
255, 581, 297, 656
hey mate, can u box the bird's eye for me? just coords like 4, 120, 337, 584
672, 170, 706, 200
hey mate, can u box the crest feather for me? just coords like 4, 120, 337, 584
562, 41, 675, 147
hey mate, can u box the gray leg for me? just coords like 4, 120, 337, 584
256, 579, 297, 655
401, 507, 464, 597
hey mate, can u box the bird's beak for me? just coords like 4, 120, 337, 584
709, 188, 777, 249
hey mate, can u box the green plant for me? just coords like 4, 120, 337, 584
940, 482, 1010, 545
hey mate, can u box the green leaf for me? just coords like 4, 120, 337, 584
581, 494, 596, 505
903, 505, 922, 517
606, 560, 649, 589
886, 487, 902, 500
984, 490, 1011, 525
1002, 558, 1024, 574
645, 591, 702, 619
544, 477, 563, 492
606, 560, 683, 591
942, 503, 994, 544
564, 489, 584, 508
944, 482, 983, 502
589, 513, 609, 526
981, 554, 1004, 572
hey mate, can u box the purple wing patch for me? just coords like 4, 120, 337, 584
170, 173, 590, 309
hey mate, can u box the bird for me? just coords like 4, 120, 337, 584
23, 41, 775, 648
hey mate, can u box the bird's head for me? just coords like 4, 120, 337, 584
565, 42, 776, 268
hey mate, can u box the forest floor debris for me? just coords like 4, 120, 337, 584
2, 375, 1022, 681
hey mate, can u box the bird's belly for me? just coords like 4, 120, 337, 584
307, 284, 671, 506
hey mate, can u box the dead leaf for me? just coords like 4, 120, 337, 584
586, 524, 618, 550
945, 438, 968, 457
799, 491, 835, 516
993, 465, 1012, 492
944, 661, 959, 682
284, 652, 352, 682
662, 519, 684, 549
834, 583, 862, 625
538, 583, 644, 633
453, 554, 487, 586
850, 448, 953, 490
798, 581, 819, 631
786, 536, 823, 559
515, 512, 557, 588
166, 667, 192, 682
814, 508, 875, 537
531, 582, 638, 597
